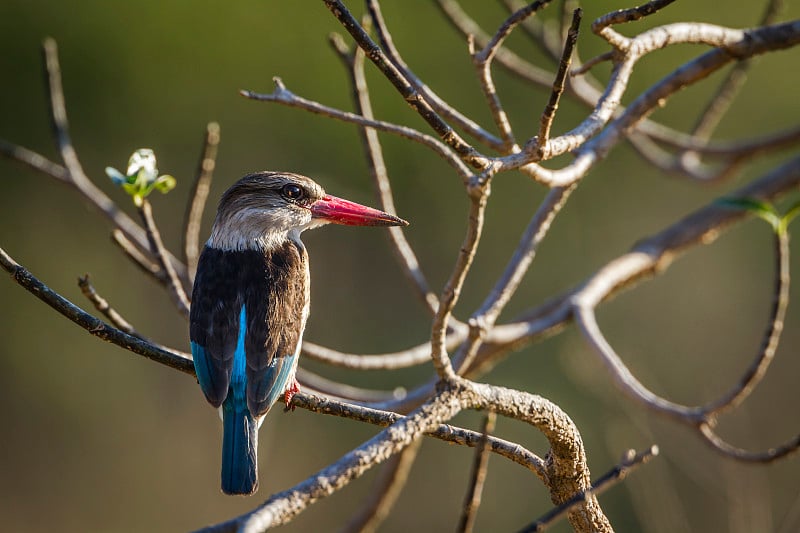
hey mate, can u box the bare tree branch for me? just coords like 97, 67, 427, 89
431, 195, 488, 380
183, 122, 220, 284
471, 0, 555, 151
457, 411, 496, 533
571, 156, 800, 460
323, 0, 487, 169
435, 0, 557, 88
338, 441, 422, 533
537, 8, 581, 157
0, 139, 69, 181
702, 224, 790, 416
111, 229, 167, 282
77, 274, 140, 337
366, 0, 507, 152
197, 380, 607, 533
138, 199, 191, 317
4, 2, 799, 531
0, 245, 193, 374
241, 78, 473, 180
329, 31, 440, 315
37, 38, 189, 281
519, 446, 660, 532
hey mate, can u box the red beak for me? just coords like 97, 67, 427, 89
310, 195, 409, 227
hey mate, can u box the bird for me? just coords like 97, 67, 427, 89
189, 171, 408, 495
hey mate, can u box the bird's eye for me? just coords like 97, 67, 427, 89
281, 183, 304, 201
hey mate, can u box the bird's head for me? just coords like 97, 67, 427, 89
209, 172, 408, 251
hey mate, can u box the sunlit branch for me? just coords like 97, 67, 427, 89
138, 199, 191, 317
329, 31, 440, 315
242, 78, 472, 180
183, 122, 220, 284
457, 411, 496, 533
366, 0, 507, 152
518, 446, 659, 532
323, 0, 487, 170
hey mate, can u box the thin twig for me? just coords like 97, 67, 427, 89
626, 124, 800, 182
183, 122, 220, 284
323, 0, 487, 170
571, 157, 800, 455
457, 411, 497, 533
571, 51, 614, 76
138, 199, 191, 317
502, 0, 564, 60
471, 0, 554, 151
538, 8, 582, 158
290, 391, 547, 478
338, 441, 422, 533
455, 185, 575, 374
698, 423, 800, 463
0, 245, 193, 374
329, 31, 440, 315
296, 368, 402, 404
39, 38, 189, 281
702, 224, 790, 416
301, 333, 464, 370
675, 0, 785, 172
591, 0, 678, 35
431, 195, 489, 380
436, 0, 557, 88
0, 139, 69, 181
242, 79, 472, 181
77, 274, 139, 336
475, 1, 553, 66
517, 446, 659, 532
111, 229, 166, 282
366, 0, 507, 152
43, 37, 89, 187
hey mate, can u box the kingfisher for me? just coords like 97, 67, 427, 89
189, 171, 407, 495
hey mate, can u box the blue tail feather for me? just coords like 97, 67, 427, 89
221, 396, 259, 495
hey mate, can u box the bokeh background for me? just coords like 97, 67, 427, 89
1, 1, 799, 531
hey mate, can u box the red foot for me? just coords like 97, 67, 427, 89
284, 379, 300, 412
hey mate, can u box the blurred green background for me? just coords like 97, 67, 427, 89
1, 1, 799, 531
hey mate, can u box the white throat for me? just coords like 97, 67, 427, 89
208, 207, 313, 252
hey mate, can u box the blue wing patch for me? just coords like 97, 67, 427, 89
230, 305, 248, 406
252, 351, 298, 413
191, 341, 216, 401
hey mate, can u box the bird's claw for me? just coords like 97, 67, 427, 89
284, 380, 300, 412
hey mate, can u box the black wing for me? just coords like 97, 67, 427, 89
244, 240, 307, 415
190, 242, 307, 415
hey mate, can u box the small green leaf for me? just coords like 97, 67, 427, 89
153, 174, 176, 193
